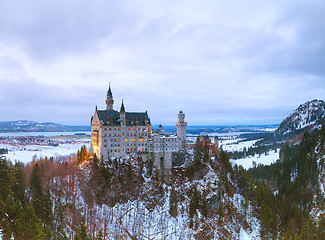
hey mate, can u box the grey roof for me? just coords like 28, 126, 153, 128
96, 110, 151, 126
107, 85, 113, 98
120, 101, 125, 112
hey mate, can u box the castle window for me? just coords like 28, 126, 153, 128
117, 134, 120, 136
109, 128, 111, 130
125, 139, 128, 141
104, 145, 107, 147
109, 134, 111, 136
133, 128, 136, 130
104, 128, 107, 131
118, 139, 120, 142
128, 128, 131, 130
118, 128, 120, 131
118, 149, 120, 152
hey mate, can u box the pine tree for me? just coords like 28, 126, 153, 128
29, 162, 45, 220
29, 161, 54, 239
12, 162, 26, 207
200, 190, 208, 218
75, 217, 90, 240
53, 197, 68, 240
203, 145, 209, 163
189, 185, 200, 218
169, 187, 178, 218
194, 137, 203, 168
43, 188, 54, 230
0, 156, 13, 238
96, 230, 104, 240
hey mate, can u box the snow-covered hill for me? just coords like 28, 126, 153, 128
275, 99, 325, 140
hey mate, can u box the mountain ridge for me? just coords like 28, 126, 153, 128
275, 99, 325, 138
257, 99, 325, 145
0, 120, 90, 132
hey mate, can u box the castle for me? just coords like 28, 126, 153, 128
91, 85, 187, 173
199, 135, 219, 157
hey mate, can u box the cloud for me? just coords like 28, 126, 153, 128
0, 0, 137, 62
0, 0, 324, 125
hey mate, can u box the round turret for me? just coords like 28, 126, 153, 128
176, 111, 187, 150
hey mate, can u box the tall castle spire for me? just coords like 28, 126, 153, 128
107, 84, 113, 98
106, 83, 114, 110
120, 100, 126, 123
120, 100, 125, 112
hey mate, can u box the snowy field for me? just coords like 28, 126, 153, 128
1, 143, 90, 164
231, 149, 280, 170
220, 139, 259, 152
220, 138, 280, 170
187, 131, 279, 170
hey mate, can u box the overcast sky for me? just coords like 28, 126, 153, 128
0, 0, 324, 126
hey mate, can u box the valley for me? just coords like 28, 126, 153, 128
0, 100, 324, 239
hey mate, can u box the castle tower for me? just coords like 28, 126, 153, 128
106, 84, 114, 110
158, 124, 163, 134
176, 111, 187, 150
120, 100, 126, 156
214, 136, 219, 157
120, 100, 126, 122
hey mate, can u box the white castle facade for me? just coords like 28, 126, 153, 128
91, 85, 187, 173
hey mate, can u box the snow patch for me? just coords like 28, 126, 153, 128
231, 149, 280, 170
240, 228, 251, 240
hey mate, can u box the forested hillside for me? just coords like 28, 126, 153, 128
249, 123, 325, 238
0, 130, 324, 239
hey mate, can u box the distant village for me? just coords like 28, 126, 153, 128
0, 135, 79, 150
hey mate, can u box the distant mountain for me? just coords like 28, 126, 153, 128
0, 120, 90, 132
260, 99, 325, 144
